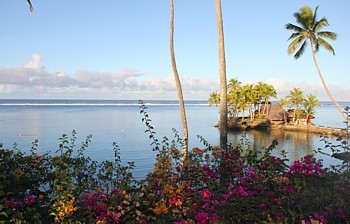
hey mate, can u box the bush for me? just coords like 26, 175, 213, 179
0, 102, 349, 223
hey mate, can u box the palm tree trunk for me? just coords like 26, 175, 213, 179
215, 0, 228, 149
309, 39, 346, 121
170, 0, 189, 159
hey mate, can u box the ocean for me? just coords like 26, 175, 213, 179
0, 99, 349, 178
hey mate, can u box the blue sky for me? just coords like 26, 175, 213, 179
0, 0, 349, 100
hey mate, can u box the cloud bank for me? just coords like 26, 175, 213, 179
1, 55, 349, 101
0, 54, 218, 100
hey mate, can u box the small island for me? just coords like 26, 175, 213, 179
210, 79, 348, 136
226, 111, 346, 137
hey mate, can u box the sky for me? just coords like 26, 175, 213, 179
0, 0, 349, 101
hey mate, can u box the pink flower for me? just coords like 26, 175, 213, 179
195, 212, 209, 224
211, 199, 219, 205
24, 195, 35, 206
236, 186, 248, 197
222, 192, 232, 200
200, 189, 211, 200
228, 182, 234, 190
289, 155, 323, 177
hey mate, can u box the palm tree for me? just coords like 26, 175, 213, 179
170, 0, 188, 158
215, 0, 228, 149
227, 78, 242, 93
303, 94, 321, 124
227, 88, 240, 118
286, 87, 305, 122
286, 6, 346, 121
27, 0, 34, 13
264, 84, 277, 115
227, 78, 242, 118
241, 84, 256, 120
208, 91, 220, 107
255, 82, 276, 115
278, 97, 290, 123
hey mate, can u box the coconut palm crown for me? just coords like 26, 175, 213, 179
286, 6, 336, 59
286, 6, 347, 121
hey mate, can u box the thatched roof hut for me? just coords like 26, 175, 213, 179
265, 104, 289, 121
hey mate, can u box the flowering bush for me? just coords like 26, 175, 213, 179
0, 103, 349, 223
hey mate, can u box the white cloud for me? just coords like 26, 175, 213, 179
24, 54, 45, 70
253, 78, 350, 101
1, 55, 349, 101
0, 55, 218, 99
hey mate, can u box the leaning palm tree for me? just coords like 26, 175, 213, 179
286, 6, 346, 121
215, 0, 228, 149
27, 0, 34, 13
170, 0, 188, 159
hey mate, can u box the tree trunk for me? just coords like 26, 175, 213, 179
215, 0, 227, 149
170, 0, 189, 159
309, 39, 346, 121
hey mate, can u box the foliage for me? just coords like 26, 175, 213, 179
208, 79, 322, 124
209, 79, 277, 120
0, 105, 349, 223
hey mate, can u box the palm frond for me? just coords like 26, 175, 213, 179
314, 17, 329, 31
299, 6, 314, 29
317, 37, 336, 55
27, 0, 34, 13
287, 36, 305, 56
293, 12, 307, 29
314, 42, 320, 53
287, 32, 301, 41
294, 41, 307, 59
317, 31, 337, 40
312, 6, 319, 28
285, 23, 303, 32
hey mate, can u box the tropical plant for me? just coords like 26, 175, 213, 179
215, 0, 228, 149
1, 111, 350, 223
303, 94, 321, 124
208, 91, 220, 107
266, 84, 277, 115
227, 78, 242, 93
169, 0, 189, 160
254, 82, 277, 115
286, 6, 345, 121
227, 78, 242, 118
242, 84, 257, 120
254, 82, 266, 114
286, 87, 305, 122
278, 97, 290, 123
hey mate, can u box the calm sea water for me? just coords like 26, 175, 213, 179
0, 99, 349, 178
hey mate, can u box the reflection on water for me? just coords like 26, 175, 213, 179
227, 129, 342, 167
